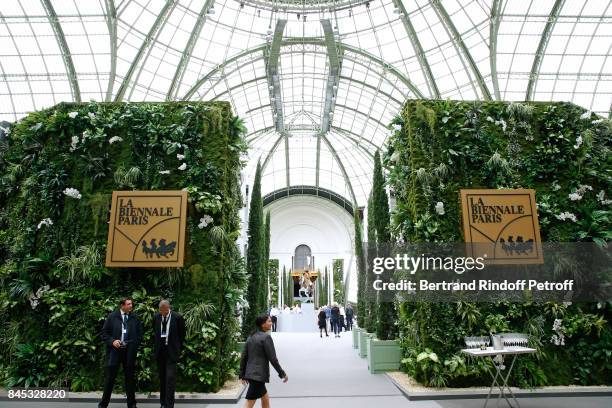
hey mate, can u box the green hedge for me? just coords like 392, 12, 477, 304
386, 100, 611, 387
0, 101, 248, 392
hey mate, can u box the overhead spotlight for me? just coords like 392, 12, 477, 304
366, 2, 370, 9
257, 9, 261, 17
332, 85, 338, 91
267, 26, 273, 35
269, 85, 274, 90
297, 13, 300, 20
394, 7, 400, 14
303, 15, 307, 21
240, 2, 244, 9
348, 9, 352, 17
207, 6, 215, 15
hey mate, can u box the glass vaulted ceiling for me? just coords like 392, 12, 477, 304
1, 0, 611, 206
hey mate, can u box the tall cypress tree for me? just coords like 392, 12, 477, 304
372, 150, 397, 340
242, 162, 265, 338
364, 194, 377, 332
260, 211, 271, 310
354, 210, 366, 327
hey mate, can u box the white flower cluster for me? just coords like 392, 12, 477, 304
486, 116, 507, 132
198, 214, 213, 229
70, 135, 80, 152
29, 285, 50, 310
68, 111, 78, 119
37, 218, 53, 230
109, 136, 123, 144
176, 152, 187, 170
580, 110, 592, 120
573, 135, 583, 149
434, 201, 445, 215
592, 118, 604, 125
568, 185, 593, 201
159, 170, 170, 175
88, 112, 96, 120
63, 187, 82, 199
391, 123, 402, 132
596, 190, 612, 205
556, 212, 577, 222
551, 181, 561, 191
550, 318, 566, 346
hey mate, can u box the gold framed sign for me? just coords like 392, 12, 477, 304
460, 189, 543, 264
105, 191, 188, 267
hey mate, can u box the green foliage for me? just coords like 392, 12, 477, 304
372, 150, 397, 340
242, 162, 266, 338
268, 259, 279, 306
364, 194, 377, 332
332, 259, 345, 305
354, 211, 366, 324
387, 100, 612, 387
0, 101, 247, 392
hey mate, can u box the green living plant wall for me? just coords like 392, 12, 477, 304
0, 102, 248, 392
385, 100, 611, 388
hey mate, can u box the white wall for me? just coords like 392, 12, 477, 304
262, 195, 357, 305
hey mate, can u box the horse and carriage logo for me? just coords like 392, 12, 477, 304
499, 236, 535, 256
141, 238, 177, 258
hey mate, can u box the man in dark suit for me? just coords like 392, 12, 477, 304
154, 299, 186, 408
99, 297, 143, 408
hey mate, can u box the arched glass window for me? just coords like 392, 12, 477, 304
294, 245, 312, 270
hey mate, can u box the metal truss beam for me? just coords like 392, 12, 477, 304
104, 0, 117, 101
526, 0, 565, 101
490, 0, 503, 100
41, 0, 81, 102
246, 125, 375, 159
319, 19, 341, 188
267, 19, 287, 133
183, 38, 424, 100
321, 133, 357, 205
114, 0, 176, 101
430, 0, 492, 100
395, 0, 440, 98
166, 0, 213, 100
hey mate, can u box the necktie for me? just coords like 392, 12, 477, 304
162, 315, 168, 333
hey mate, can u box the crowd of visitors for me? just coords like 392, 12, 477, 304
317, 303, 354, 338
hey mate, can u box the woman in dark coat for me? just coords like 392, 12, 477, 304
239, 314, 288, 408
317, 307, 328, 338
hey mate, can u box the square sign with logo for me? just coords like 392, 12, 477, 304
105, 191, 188, 267
460, 189, 543, 264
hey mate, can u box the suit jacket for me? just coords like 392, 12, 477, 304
101, 310, 143, 366
153, 311, 186, 363
239, 331, 285, 383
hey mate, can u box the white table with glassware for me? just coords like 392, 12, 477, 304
462, 336, 536, 408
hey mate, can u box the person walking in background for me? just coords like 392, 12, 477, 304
317, 307, 329, 338
345, 304, 354, 331
270, 306, 279, 332
153, 299, 186, 408
331, 303, 341, 338
239, 314, 288, 408
99, 297, 143, 408
324, 304, 331, 332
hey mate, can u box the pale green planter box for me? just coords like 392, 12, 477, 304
352, 327, 360, 349
366, 338, 402, 374
358, 330, 371, 358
